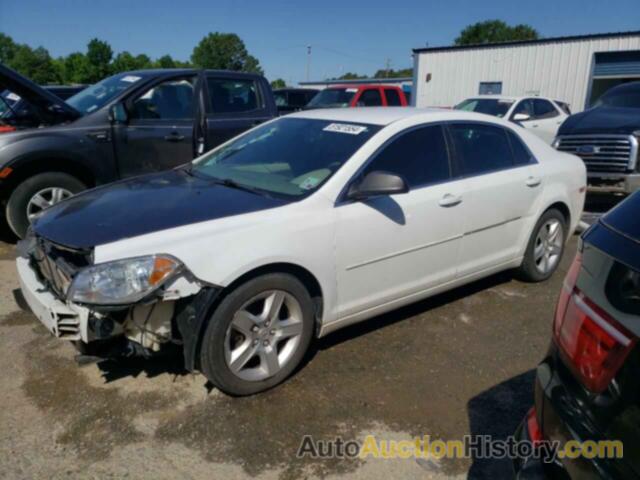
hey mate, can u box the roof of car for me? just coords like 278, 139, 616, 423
289, 106, 471, 126
463, 95, 559, 103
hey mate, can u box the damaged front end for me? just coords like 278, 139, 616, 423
15, 232, 219, 370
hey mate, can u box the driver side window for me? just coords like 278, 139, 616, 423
512, 99, 533, 118
361, 124, 451, 188
130, 77, 195, 120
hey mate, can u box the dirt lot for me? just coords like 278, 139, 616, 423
0, 224, 585, 480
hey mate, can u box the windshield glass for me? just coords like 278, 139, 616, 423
307, 88, 356, 108
455, 98, 514, 118
66, 72, 145, 115
596, 84, 640, 109
0, 90, 21, 116
191, 118, 380, 197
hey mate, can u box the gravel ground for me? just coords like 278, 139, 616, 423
0, 226, 584, 480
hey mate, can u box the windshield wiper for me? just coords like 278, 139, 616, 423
212, 177, 273, 198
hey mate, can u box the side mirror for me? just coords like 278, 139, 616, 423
513, 112, 531, 122
347, 171, 409, 200
109, 103, 128, 124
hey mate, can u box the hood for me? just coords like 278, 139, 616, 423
559, 106, 640, 135
32, 169, 290, 249
0, 64, 81, 122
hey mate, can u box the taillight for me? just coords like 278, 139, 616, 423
526, 407, 543, 446
0, 125, 16, 133
553, 253, 637, 393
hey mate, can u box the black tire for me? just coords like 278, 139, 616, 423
200, 273, 315, 396
516, 208, 567, 282
6, 172, 86, 238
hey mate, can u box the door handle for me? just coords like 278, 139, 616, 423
526, 176, 542, 187
164, 133, 185, 142
439, 193, 462, 207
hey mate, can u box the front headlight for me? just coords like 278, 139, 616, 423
551, 137, 560, 149
68, 255, 182, 305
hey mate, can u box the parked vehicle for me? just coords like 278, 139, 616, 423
16, 108, 585, 395
0, 84, 87, 131
554, 81, 640, 194
305, 84, 408, 109
455, 96, 570, 144
273, 88, 318, 114
0, 64, 277, 238
514, 192, 640, 479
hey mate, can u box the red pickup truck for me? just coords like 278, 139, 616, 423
306, 84, 408, 109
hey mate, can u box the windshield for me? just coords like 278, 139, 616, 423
596, 84, 640, 109
191, 117, 381, 197
455, 98, 514, 118
307, 88, 356, 108
66, 72, 145, 115
0, 90, 21, 116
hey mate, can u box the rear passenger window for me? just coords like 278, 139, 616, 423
357, 89, 382, 107
207, 78, 262, 114
449, 123, 514, 176
385, 89, 402, 106
507, 130, 535, 165
362, 125, 450, 188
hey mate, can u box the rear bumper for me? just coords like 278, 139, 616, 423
16, 256, 90, 341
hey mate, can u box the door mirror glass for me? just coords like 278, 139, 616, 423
348, 171, 409, 200
109, 103, 128, 124
513, 112, 531, 122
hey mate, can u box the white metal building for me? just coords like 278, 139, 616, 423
412, 31, 640, 112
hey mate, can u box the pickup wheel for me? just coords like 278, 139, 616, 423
517, 208, 567, 282
200, 273, 314, 396
6, 172, 86, 238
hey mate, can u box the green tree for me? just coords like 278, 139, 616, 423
373, 67, 412, 78
111, 51, 153, 73
333, 72, 366, 80
154, 54, 176, 69
270, 78, 286, 89
454, 20, 539, 45
9, 45, 59, 84
0, 33, 17, 64
62, 52, 92, 84
85, 38, 113, 81
191, 32, 263, 74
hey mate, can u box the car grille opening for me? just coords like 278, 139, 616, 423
556, 135, 638, 174
30, 236, 93, 299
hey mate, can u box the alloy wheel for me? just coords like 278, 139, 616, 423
26, 187, 73, 221
534, 218, 564, 274
224, 290, 304, 382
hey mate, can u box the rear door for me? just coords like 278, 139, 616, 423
113, 74, 200, 178
448, 122, 541, 277
203, 74, 273, 151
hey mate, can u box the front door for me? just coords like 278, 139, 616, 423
113, 75, 199, 178
335, 124, 466, 318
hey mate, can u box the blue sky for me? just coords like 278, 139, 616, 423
0, 0, 637, 83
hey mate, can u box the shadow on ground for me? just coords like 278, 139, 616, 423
467, 370, 536, 479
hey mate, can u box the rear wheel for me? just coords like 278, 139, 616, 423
6, 172, 86, 238
200, 273, 314, 396
517, 208, 567, 282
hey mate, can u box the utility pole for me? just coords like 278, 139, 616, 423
384, 58, 391, 77
306, 45, 311, 81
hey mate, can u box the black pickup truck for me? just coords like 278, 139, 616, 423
554, 81, 640, 194
0, 65, 277, 237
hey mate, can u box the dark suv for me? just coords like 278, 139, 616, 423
0, 65, 276, 237
554, 82, 640, 194
514, 191, 640, 479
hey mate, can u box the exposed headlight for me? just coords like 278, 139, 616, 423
551, 137, 560, 149
68, 255, 182, 305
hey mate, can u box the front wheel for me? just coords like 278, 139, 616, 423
516, 209, 567, 282
6, 172, 86, 238
200, 273, 315, 396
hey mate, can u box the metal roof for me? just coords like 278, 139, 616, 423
413, 30, 640, 54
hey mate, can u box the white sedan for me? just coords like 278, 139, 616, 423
17, 107, 586, 395
455, 96, 571, 144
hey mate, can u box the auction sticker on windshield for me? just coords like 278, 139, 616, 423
121, 75, 142, 83
323, 123, 368, 135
